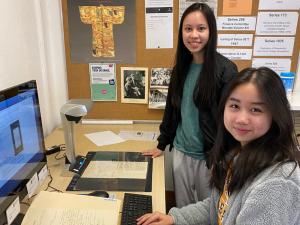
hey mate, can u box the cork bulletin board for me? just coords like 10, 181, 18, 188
61, 0, 300, 120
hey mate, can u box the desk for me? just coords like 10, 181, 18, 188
44, 123, 166, 214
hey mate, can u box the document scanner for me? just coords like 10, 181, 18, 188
60, 99, 93, 170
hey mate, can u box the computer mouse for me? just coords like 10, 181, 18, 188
88, 191, 109, 198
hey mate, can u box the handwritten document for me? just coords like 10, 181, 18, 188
23, 208, 107, 225
82, 161, 148, 179
21, 191, 121, 225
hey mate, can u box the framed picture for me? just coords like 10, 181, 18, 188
150, 68, 171, 88
149, 88, 168, 109
121, 67, 148, 104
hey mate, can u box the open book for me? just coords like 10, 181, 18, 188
21, 191, 121, 225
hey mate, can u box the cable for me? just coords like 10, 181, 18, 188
55, 152, 66, 160
44, 146, 64, 193
54, 144, 66, 160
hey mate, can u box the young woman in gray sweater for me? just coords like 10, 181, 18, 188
137, 67, 300, 225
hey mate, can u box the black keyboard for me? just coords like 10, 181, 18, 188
121, 193, 153, 225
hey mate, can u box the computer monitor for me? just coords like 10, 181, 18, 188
0, 80, 46, 225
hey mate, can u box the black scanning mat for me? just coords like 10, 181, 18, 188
66, 151, 153, 192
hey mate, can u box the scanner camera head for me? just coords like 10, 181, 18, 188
60, 99, 93, 123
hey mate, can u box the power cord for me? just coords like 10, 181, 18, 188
44, 144, 65, 193
54, 144, 66, 160
45, 172, 63, 193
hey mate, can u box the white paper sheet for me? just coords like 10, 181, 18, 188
218, 34, 253, 46
256, 12, 298, 35
253, 37, 295, 56
252, 58, 291, 75
85, 131, 125, 146
38, 165, 49, 185
145, 0, 173, 48
118, 130, 158, 141
217, 48, 252, 60
82, 161, 148, 179
217, 17, 256, 31
6, 197, 20, 225
26, 173, 39, 198
258, 0, 300, 10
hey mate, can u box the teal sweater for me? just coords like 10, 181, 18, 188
169, 162, 300, 225
173, 63, 204, 159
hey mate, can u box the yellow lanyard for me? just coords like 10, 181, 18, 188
217, 166, 232, 225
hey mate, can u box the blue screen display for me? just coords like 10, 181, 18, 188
0, 84, 45, 197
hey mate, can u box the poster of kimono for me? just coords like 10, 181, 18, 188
67, 0, 136, 63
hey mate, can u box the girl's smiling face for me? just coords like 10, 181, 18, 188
224, 82, 272, 146
182, 11, 209, 63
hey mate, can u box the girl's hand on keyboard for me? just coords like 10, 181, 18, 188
136, 212, 174, 225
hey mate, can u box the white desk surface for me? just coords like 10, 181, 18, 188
44, 123, 166, 214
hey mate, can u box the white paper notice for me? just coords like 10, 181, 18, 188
217, 48, 252, 60
85, 131, 125, 147
218, 34, 253, 46
253, 37, 295, 56
252, 58, 291, 75
259, 0, 300, 10
217, 17, 256, 31
118, 130, 159, 141
145, 0, 173, 48
82, 161, 148, 179
6, 197, 20, 225
26, 173, 39, 198
256, 12, 298, 35
38, 165, 49, 185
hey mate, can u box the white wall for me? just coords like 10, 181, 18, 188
0, 0, 68, 135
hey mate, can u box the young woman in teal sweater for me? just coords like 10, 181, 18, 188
143, 3, 237, 207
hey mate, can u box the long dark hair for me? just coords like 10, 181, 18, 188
170, 3, 217, 109
210, 67, 299, 193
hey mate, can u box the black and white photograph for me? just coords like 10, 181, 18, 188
150, 68, 172, 88
121, 67, 148, 104
148, 88, 168, 109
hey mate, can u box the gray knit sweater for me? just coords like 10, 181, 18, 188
169, 162, 300, 225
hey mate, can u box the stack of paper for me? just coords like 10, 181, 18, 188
21, 191, 121, 225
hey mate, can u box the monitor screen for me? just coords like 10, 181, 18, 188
0, 80, 46, 224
